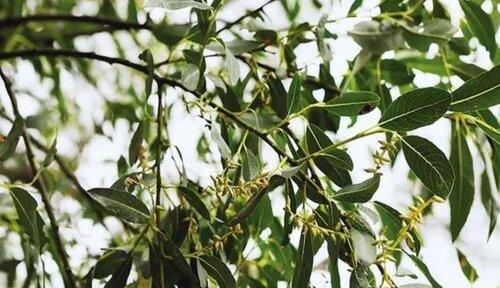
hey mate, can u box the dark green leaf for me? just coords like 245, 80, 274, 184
401, 136, 455, 198
306, 124, 353, 171
456, 249, 479, 283
460, 0, 496, 59
267, 76, 288, 118
241, 147, 260, 181
9, 187, 42, 248
449, 121, 474, 241
178, 183, 210, 220
199, 255, 236, 288
227, 175, 284, 226
379, 88, 451, 131
333, 174, 380, 203
291, 229, 314, 288
104, 256, 132, 288
450, 65, 500, 112
287, 73, 302, 115
0, 116, 24, 162
94, 250, 128, 279
129, 121, 145, 165
406, 253, 443, 288
323, 92, 379, 116
87, 188, 150, 223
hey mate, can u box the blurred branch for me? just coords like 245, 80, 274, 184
0, 68, 78, 288
0, 14, 151, 31
216, 0, 277, 34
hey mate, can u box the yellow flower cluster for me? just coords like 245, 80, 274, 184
207, 173, 270, 198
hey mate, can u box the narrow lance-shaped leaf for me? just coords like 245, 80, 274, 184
287, 73, 302, 115
227, 175, 284, 226
9, 188, 42, 248
129, 121, 145, 165
406, 253, 443, 288
450, 65, 500, 112
87, 188, 150, 223
401, 136, 455, 198
267, 76, 288, 119
322, 91, 380, 116
199, 255, 236, 288
93, 250, 129, 279
379, 88, 451, 132
474, 117, 500, 145
104, 256, 132, 288
402, 19, 456, 52
456, 249, 479, 283
291, 228, 314, 288
459, 0, 496, 59
0, 116, 24, 162
449, 121, 474, 241
305, 124, 353, 171
349, 21, 404, 54
333, 174, 380, 203
178, 183, 210, 220
225, 48, 240, 86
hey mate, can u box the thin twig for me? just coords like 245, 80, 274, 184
0, 68, 78, 288
216, 0, 277, 34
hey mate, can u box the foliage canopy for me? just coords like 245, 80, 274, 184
0, 0, 499, 287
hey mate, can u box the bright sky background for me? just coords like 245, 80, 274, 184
1, 0, 499, 287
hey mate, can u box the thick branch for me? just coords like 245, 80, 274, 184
0, 68, 77, 288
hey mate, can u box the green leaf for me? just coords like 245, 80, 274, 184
139, 50, 154, 97
181, 64, 200, 91
0, 116, 24, 162
474, 117, 500, 145
87, 188, 150, 223
129, 121, 145, 165
9, 187, 42, 248
406, 253, 443, 288
450, 65, 500, 112
333, 174, 380, 203
456, 249, 479, 283
287, 73, 302, 115
199, 255, 235, 288
480, 170, 498, 238
241, 147, 260, 181
323, 92, 379, 116
178, 183, 210, 220
401, 136, 455, 198
349, 21, 404, 54
94, 250, 128, 279
267, 76, 288, 119
306, 124, 353, 171
211, 121, 231, 159
379, 88, 451, 132
459, 0, 496, 59
402, 19, 456, 52
449, 121, 474, 241
291, 229, 314, 288
144, 0, 211, 10
227, 175, 284, 226
104, 256, 132, 288
225, 48, 240, 86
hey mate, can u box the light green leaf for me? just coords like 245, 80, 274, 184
402, 19, 456, 52
225, 48, 240, 86
401, 136, 455, 198
199, 255, 236, 288
459, 0, 496, 59
474, 117, 500, 145
181, 63, 200, 91
323, 91, 379, 116
456, 249, 479, 283
0, 116, 24, 162
129, 121, 145, 165
449, 121, 474, 241
87, 188, 150, 223
241, 147, 260, 181
291, 229, 314, 288
379, 88, 451, 131
349, 21, 404, 54
210, 121, 231, 159
144, 0, 210, 10
333, 174, 380, 203
450, 65, 500, 112
9, 187, 42, 248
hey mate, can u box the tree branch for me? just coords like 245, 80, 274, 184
0, 14, 150, 30
216, 0, 276, 34
0, 68, 78, 288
